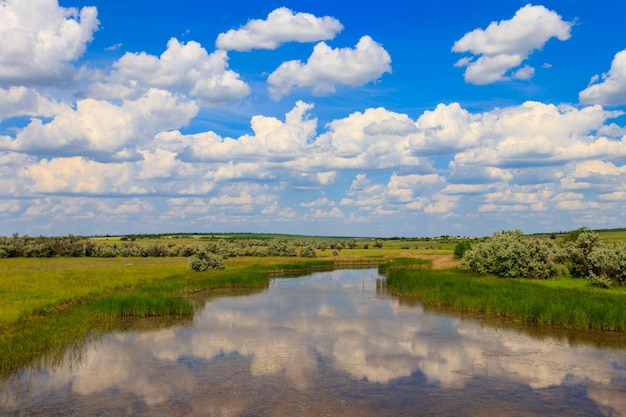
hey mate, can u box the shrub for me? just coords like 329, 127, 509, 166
299, 246, 317, 258
461, 230, 559, 279
586, 241, 626, 287
564, 230, 600, 278
92, 244, 117, 258
267, 241, 297, 257
188, 250, 225, 272
453, 241, 471, 259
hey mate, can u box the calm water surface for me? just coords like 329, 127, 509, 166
2, 268, 625, 416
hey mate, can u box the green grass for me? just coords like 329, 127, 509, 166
380, 259, 626, 332
0, 257, 189, 327
0, 256, 323, 377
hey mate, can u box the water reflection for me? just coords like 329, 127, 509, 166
2, 269, 625, 416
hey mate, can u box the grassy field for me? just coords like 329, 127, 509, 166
0, 255, 338, 376
380, 258, 626, 332
2, 230, 626, 376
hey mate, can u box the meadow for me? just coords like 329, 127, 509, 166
1, 231, 625, 376
379, 258, 626, 332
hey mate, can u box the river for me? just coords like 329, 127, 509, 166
1, 268, 625, 416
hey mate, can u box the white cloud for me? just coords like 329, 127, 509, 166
0, 0, 99, 86
579, 49, 626, 106
208, 185, 273, 206
598, 191, 626, 201
215, 7, 343, 52
0, 86, 66, 121
1, 89, 198, 159
175, 100, 316, 163
2, 91, 626, 235
300, 196, 335, 208
87, 38, 250, 106
0, 198, 21, 214
23, 157, 140, 195
452, 4, 572, 84
424, 193, 460, 214
313, 107, 423, 170
484, 187, 554, 205
387, 173, 443, 203
451, 101, 623, 167
268, 36, 391, 99
410, 102, 482, 155
309, 206, 343, 219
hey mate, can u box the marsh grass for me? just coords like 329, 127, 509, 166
380, 259, 626, 332
0, 256, 338, 377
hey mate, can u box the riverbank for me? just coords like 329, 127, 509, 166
0, 256, 338, 376
379, 259, 626, 332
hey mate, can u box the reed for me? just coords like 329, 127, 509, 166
380, 260, 626, 332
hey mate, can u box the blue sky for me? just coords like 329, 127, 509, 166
1, 0, 626, 237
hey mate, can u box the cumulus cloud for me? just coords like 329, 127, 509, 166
3, 96, 626, 234
450, 101, 623, 168
268, 35, 391, 99
0, 89, 198, 160
175, 100, 316, 163
0, 87, 66, 121
24, 157, 140, 195
452, 4, 572, 84
579, 49, 626, 106
387, 173, 443, 203
312, 107, 423, 170
300, 196, 335, 208
0, 0, 99, 86
87, 38, 250, 106
216, 7, 343, 51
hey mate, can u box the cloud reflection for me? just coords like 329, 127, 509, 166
2, 269, 625, 416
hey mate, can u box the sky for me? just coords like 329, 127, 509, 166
1, 0, 626, 238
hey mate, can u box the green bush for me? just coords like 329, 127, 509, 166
188, 250, 225, 272
299, 246, 317, 258
564, 230, 599, 278
453, 241, 471, 259
561, 230, 626, 287
461, 230, 559, 279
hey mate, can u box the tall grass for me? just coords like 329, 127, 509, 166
0, 257, 298, 377
380, 260, 626, 332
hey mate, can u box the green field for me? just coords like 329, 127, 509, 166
379, 258, 626, 331
2, 229, 626, 377
0, 255, 337, 376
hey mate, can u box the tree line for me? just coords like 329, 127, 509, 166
0, 234, 356, 260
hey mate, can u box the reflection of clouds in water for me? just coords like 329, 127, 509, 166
588, 385, 626, 417
72, 334, 197, 405
2, 269, 625, 416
